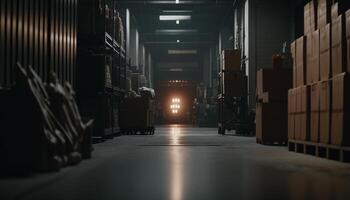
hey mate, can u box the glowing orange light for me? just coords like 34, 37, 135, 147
170, 97, 181, 115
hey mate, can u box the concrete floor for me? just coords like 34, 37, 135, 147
1, 125, 350, 200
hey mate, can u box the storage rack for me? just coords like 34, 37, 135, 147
77, 0, 126, 139
217, 57, 254, 135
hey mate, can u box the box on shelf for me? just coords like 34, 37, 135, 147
320, 23, 332, 80
310, 82, 320, 142
256, 68, 292, 103
319, 79, 332, 144
295, 87, 302, 140
331, 14, 347, 76
331, 73, 350, 146
222, 50, 241, 71
318, 0, 331, 28
296, 36, 307, 86
126, 78, 131, 91
131, 73, 141, 92
288, 89, 297, 140
311, 30, 320, 83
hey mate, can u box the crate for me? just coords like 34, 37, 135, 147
119, 97, 155, 135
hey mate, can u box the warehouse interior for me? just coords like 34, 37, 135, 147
2, 0, 350, 199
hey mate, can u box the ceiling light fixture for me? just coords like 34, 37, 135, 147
177, 40, 180, 43
175, 0, 179, 4
159, 15, 191, 21
176, 20, 180, 24
168, 50, 198, 55
163, 10, 192, 13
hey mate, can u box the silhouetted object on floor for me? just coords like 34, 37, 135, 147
0, 63, 93, 176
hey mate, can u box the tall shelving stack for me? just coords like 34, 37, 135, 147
77, 0, 126, 139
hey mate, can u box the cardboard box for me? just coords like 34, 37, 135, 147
295, 87, 302, 140
306, 1, 318, 34
310, 0, 318, 30
307, 33, 313, 84
300, 86, 311, 141
346, 10, 350, 38
305, 3, 312, 35
311, 30, 320, 83
332, 3, 339, 22
291, 41, 297, 88
331, 73, 350, 146
295, 92, 311, 139
222, 50, 241, 71
319, 80, 332, 144
222, 71, 247, 97
318, 0, 331, 28
288, 89, 296, 140
256, 102, 288, 144
332, 14, 347, 76
256, 68, 292, 103
310, 83, 320, 142
131, 73, 141, 92
332, 2, 350, 21
320, 24, 332, 80
296, 36, 307, 86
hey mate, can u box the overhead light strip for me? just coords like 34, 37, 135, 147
159, 15, 191, 21
168, 50, 198, 55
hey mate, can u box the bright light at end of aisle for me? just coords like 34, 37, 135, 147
170, 97, 181, 115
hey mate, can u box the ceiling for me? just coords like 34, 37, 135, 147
119, 0, 237, 82
119, 0, 236, 51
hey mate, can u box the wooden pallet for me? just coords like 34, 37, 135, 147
256, 138, 287, 146
288, 140, 350, 162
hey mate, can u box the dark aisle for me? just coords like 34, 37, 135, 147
1, 126, 350, 200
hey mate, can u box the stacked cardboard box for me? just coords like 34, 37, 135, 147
331, 73, 350, 145
319, 80, 331, 143
221, 50, 246, 97
289, 0, 330, 143
256, 68, 292, 144
310, 82, 320, 141
222, 50, 241, 71
289, 0, 350, 147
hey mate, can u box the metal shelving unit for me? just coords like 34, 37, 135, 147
77, 0, 126, 139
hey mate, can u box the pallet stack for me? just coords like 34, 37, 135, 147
256, 66, 292, 145
288, 0, 350, 162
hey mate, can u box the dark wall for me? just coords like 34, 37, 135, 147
0, 0, 77, 89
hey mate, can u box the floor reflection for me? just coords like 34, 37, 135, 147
170, 125, 183, 200
170, 125, 182, 145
